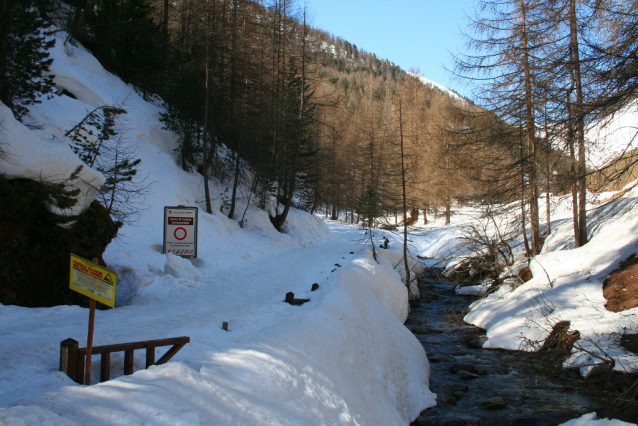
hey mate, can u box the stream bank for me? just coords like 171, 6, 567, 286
408, 269, 638, 426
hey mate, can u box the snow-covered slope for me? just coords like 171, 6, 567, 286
408, 72, 466, 103
463, 190, 638, 377
0, 102, 103, 215
0, 30, 435, 425
408, 190, 638, 380
587, 103, 638, 170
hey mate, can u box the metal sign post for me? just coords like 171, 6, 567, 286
69, 254, 118, 385
163, 206, 198, 258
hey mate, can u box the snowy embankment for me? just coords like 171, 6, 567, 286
465, 192, 638, 377
0, 31, 434, 425
410, 191, 638, 380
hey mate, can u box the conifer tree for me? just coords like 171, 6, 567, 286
454, 0, 555, 255
0, 0, 55, 119
73, 0, 166, 98
66, 105, 146, 224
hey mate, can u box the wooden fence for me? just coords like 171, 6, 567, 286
60, 336, 190, 384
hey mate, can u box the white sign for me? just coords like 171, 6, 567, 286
163, 206, 198, 258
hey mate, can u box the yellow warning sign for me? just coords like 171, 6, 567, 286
69, 254, 117, 308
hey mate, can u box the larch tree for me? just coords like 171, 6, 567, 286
454, 0, 557, 255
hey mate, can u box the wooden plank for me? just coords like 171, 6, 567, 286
76, 350, 85, 385
66, 336, 190, 383
85, 337, 190, 355
155, 341, 188, 365
85, 299, 96, 386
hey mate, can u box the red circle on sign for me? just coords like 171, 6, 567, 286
174, 227, 187, 240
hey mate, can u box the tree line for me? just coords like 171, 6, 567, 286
3, 0, 636, 257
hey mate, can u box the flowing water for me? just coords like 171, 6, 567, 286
408, 270, 597, 426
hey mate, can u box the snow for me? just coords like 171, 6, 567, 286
405, 191, 638, 389
2, 25, 637, 425
164, 253, 204, 282
560, 412, 637, 426
0, 101, 103, 216
587, 102, 638, 170
454, 278, 493, 296
408, 72, 466, 103
0, 30, 435, 425
461, 196, 638, 377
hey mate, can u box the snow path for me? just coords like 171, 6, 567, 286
0, 222, 434, 425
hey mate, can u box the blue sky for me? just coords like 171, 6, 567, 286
307, 0, 477, 97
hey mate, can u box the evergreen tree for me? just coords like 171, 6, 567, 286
73, 0, 166, 98
355, 184, 380, 228
0, 0, 55, 119
66, 106, 146, 224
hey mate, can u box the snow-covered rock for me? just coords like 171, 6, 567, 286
164, 253, 204, 282
0, 102, 103, 215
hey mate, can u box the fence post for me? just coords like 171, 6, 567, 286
124, 350, 134, 375
145, 347, 155, 368
77, 349, 85, 385
60, 338, 79, 383
100, 353, 111, 383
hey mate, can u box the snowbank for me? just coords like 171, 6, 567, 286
559, 412, 637, 426
464, 195, 638, 375
0, 239, 435, 425
406, 191, 638, 382
0, 102, 103, 215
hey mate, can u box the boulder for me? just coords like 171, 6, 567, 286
450, 363, 477, 374
412, 325, 431, 334
517, 266, 533, 282
438, 418, 469, 426
457, 370, 481, 380
467, 336, 488, 348
480, 396, 507, 410
510, 416, 557, 426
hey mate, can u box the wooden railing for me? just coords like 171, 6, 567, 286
60, 336, 190, 384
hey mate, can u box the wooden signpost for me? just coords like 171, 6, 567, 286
69, 254, 117, 385
63, 253, 190, 386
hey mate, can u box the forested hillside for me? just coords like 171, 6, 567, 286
2, 0, 593, 243
2, 0, 638, 282
45, 0, 503, 229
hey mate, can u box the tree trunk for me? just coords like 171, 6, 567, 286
271, 6, 307, 231
544, 120, 551, 236
570, 0, 588, 246
520, 0, 540, 255
521, 138, 531, 257
398, 98, 412, 298
227, 0, 240, 220
202, 60, 213, 214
